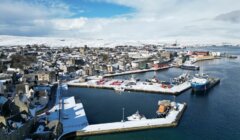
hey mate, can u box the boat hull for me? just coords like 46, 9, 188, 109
181, 65, 199, 70
191, 82, 209, 91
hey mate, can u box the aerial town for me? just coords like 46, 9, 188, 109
0, 42, 237, 140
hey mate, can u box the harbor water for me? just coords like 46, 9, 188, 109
62, 46, 240, 140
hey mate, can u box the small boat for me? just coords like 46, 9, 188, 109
181, 61, 199, 70
127, 111, 146, 121
114, 86, 125, 92
191, 74, 210, 91
172, 73, 190, 85
146, 75, 159, 83
227, 55, 238, 59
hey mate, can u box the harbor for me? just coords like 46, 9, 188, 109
35, 84, 187, 140
0, 39, 238, 140
61, 102, 186, 138
57, 96, 187, 139
67, 74, 191, 95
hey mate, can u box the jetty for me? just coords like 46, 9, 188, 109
67, 78, 191, 95
192, 56, 219, 63
59, 102, 187, 139
103, 66, 171, 77
39, 85, 188, 140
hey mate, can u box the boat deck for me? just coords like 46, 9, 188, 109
208, 77, 220, 89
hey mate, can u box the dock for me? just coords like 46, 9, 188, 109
103, 66, 171, 77
67, 79, 191, 95
192, 56, 220, 63
60, 102, 187, 139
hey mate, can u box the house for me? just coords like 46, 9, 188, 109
131, 60, 148, 69
37, 71, 56, 83
0, 110, 34, 140
15, 83, 34, 99
22, 74, 37, 83
67, 58, 85, 66
83, 65, 95, 76
152, 60, 169, 69
160, 51, 171, 60
107, 65, 114, 73
0, 79, 12, 96
193, 51, 209, 56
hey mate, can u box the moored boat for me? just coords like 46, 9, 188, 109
181, 61, 199, 70
114, 86, 125, 92
191, 74, 210, 91
127, 111, 146, 121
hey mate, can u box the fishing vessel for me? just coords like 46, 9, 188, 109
191, 74, 210, 91
127, 111, 146, 121
172, 73, 190, 85
181, 61, 199, 70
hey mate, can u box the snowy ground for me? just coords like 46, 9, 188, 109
0, 35, 163, 48
42, 85, 187, 139
68, 78, 191, 94
41, 86, 89, 136
82, 103, 185, 132
1, 35, 235, 48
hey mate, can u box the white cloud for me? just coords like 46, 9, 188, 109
51, 18, 87, 30
0, 0, 240, 44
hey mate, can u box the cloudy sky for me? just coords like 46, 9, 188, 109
0, 0, 240, 42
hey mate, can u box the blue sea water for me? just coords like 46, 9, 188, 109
62, 46, 240, 140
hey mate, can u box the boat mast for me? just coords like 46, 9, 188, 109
122, 107, 125, 122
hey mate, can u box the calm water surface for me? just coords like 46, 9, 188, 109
62, 46, 240, 140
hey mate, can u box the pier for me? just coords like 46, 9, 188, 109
103, 66, 171, 77
59, 102, 187, 139
68, 79, 191, 95
42, 85, 188, 140
192, 56, 220, 63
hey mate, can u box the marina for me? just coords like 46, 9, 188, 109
67, 76, 191, 95
2, 0, 240, 139
38, 85, 187, 140
0, 38, 239, 140
59, 100, 186, 139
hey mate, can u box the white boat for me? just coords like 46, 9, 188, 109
127, 111, 146, 121
114, 86, 125, 92
181, 61, 199, 70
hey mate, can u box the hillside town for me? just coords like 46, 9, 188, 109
0, 43, 233, 139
